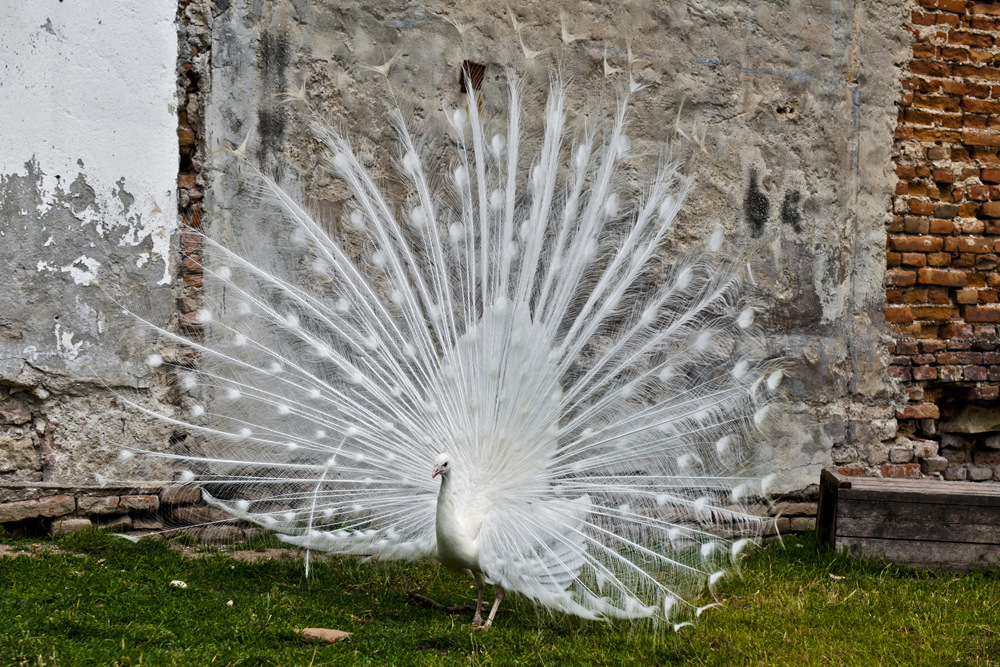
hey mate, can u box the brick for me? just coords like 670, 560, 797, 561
933, 168, 957, 183
933, 203, 959, 218
964, 130, 1000, 147
903, 216, 931, 234
177, 173, 197, 190
897, 341, 921, 355
945, 236, 993, 252
901, 253, 927, 267
881, 463, 922, 479
886, 306, 915, 323
965, 365, 989, 380
963, 98, 1000, 114
941, 322, 975, 337
896, 404, 941, 419
921, 339, 948, 352
927, 252, 952, 266
939, 365, 965, 381
887, 269, 918, 286
937, 351, 984, 363
929, 219, 956, 235
957, 288, 980, 303
972, 2, 1000, 14
982, 168, 1000, 183
891, 236, 943, 252
981, 202, 1000, 218
918, 268, 968, 286
969, 386, 1000, 399
964, 304, 1000, 321
913, 366, 940, 380
889, 366, 912, 380
887, 251, 902, 267
897, 164, 918, 179
939, 0, 970, 11
908, 200, 936, 216
913, 306, 961, 320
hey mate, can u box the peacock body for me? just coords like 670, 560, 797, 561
117, 67, 780, 628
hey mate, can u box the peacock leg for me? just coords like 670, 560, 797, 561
471, 572, 486, 626
480, 585, 505, 630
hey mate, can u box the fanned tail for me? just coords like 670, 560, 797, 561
111, 70, 778, 625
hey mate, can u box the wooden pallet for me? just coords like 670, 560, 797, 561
816, 468, 1000, 572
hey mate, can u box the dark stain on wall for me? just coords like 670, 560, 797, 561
781, 190, 802, 233
744, 169, 770, 238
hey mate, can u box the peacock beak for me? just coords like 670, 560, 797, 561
432, 466, 441, 479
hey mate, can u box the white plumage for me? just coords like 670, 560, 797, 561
113, 67, 779, 629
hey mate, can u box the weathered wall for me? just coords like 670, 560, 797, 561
203, 0, 908, 494
0, 1, 179, 487
0, 1, 910, 501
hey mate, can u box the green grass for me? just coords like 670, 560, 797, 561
1, 529, 998, 666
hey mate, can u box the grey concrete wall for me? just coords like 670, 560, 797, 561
203, 0, 908, 493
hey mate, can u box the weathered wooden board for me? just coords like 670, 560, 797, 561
837, 536, 1000, 572
817, 468, 1000, 573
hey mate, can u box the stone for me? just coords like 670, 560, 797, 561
985, 434, 1000, 449
201, 525, 245, 545
944, 465, 968, 481
774, 502, 818, 517
296, 628, 352, 644
160, 485, 202, 505
131, 517, 164, 530
889, 446, 913, 463
0, 495, 75, 523
789, 517, 816, 532
0, 431, 40, 473
941, 433, 969, 449
77, 496, 121, 515
967, 465, 994, 481
95, 515, 132, 530
168, 505, 231, 525
0, 401, 31, 425
940, 405, 1000, 434
120, 495, 159, 512
912, 438, 939, 459
50, 517, 92, 536
920, 456, 949, 474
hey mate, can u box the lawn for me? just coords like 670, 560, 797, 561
1, 529, 998, 666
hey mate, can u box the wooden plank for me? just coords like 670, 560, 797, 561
839, 487, 1000, 507
816, 468, 851, 546
838, 497, 1000, 527
837, 514, 1000, 544
837, 536, 1000, 573
846, 478, 1000, 496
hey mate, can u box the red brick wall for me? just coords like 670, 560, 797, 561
891, 1, 1000, 437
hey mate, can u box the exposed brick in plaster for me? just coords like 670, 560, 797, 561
889, 0, 1000, 480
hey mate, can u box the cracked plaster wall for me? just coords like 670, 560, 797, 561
0, 1, 179, 484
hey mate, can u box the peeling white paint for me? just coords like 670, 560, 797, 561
0, 1, 178, 284
53, 324, 84, 361
36, 256, 102, 285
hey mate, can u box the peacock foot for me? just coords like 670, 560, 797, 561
470, 614, 483, 627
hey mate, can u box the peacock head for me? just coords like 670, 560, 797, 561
431, 453, 451, 479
